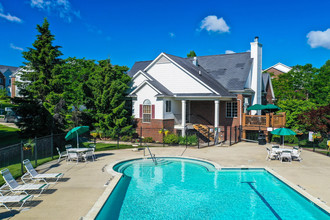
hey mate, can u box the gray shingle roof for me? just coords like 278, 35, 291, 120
128, 52, 253, 97
0, 65, 19, 74
127, 61, 152, 77
195, 52, 252, 91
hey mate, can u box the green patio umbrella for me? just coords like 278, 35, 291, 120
264, 104, 281, 111
271, 128, 296, 145
65, 126, 89, 148
247, 104, 266, 111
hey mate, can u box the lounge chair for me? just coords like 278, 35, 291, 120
1, 168, 49, 197
57, 147, 68, 162
266, 147, 278, 160
65, 144, 72, 150
0, 190, 34, 210
22, 159, 64, 184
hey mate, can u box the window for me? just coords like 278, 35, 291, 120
143, 99, 152, 123
226, 102, 237, 118
165, 100, 171, 112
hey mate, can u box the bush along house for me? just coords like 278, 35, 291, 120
127, 37, 284, 144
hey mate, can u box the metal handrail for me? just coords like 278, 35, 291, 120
144, 144, 157, 165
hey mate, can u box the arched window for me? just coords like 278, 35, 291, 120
142, 99, 152, 122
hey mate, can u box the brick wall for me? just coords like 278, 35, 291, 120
266, 67, 284, 78
136, 118, 175, 142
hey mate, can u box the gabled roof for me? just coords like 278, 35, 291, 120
0, 65, 19, 74
128, 52, 253, 97
262, 72, 275, 99
264, 62, 292, 73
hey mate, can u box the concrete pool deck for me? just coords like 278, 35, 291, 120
1, 142, 330, 219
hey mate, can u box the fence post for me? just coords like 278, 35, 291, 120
185, 129, 188, 148
21, 141, 24, 175
163, 132, 165, 147
140, 127, 142, 146
34, 136, 37, 167
235, 126, 237, 143
229, 127, 232, 146
239, 125, 242, 142
197, 135, 200, 149
207, 128, 210, 147
51, 132, 54, 160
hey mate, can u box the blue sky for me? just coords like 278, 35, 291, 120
1, 0, 330, 69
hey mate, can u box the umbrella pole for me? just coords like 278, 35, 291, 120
77, 131, 79, 148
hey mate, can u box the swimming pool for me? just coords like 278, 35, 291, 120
96, 157, 330, 219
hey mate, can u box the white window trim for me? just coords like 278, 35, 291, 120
142, 99, 152, 123
226, 101, 238, 118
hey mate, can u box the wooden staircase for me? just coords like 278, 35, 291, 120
193, 124, 214, 142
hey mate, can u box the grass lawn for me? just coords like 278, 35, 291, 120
81, 142, 134, 151
0, 124, 21, 148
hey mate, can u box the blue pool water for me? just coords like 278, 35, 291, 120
96, 158, 330, 219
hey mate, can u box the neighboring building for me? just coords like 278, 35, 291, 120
0, 65, 20, 96
10, 68, 24, 98
262, 73, 275, 104
0, 72, 5, 90
264, 62, 292, 78
127, 37, 280, 142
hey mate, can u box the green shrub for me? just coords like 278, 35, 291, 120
163, 134, 179, 144
271, 135, 299, 144
187, 135, 198, 145
318, 138, 327, 149
142, 137, 154, 143
121, 135, 132, 142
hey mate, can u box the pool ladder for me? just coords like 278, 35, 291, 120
144, 144, 157, 165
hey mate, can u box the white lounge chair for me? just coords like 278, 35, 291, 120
0, 190, 34, 210
1, 169, 49, 197
280, 150, 292, 163
266, 147, 278, 160
22, 159, 64, 184
57, 147, 68, 162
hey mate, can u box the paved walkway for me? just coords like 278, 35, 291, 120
1, 142, 330, 219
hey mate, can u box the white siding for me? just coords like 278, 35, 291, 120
133, 84, 163, 119
147, 61, 212, 94
132, 73, 147, 88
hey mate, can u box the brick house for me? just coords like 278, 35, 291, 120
264, 63, 292, 78
127, 37, 275, 142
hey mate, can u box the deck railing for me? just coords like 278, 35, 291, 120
242, 112, 286, 128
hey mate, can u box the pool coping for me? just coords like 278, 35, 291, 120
83, 156, 330, 219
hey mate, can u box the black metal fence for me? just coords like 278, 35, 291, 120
0, 133, 66, 175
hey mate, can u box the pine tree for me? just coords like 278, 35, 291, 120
14, 18, 63, 136
187, 50, 197, 58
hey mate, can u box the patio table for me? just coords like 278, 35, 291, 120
67, 148, 93, 162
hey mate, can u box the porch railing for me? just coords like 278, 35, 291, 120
242, 112, 286, 128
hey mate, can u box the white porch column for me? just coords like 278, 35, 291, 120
214, 100, 219, 128
181, 100, 186, 136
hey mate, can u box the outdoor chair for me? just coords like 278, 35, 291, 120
82, 149, 95, 162
272, 145, 280, 149
291, 148, 302, 162
67, 151, 79, 164
88, 144, 97, 159
57, 147, 68, 162
280, 150, 292, 163
0, 190, 34, 211
22, 159, 64, 184
65, 144, 72, 150
0, 168, 49, 197
266, 147, 278, 160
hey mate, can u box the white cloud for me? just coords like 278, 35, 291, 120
30, 0, 80, 22
307, 28, 330, 49
85, 23, 103, 34
169, 32, 175, 38
10, 43, 24, 51
225, 50, 235, 54
0, 3, 22, 23
200, 15, 229, 33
